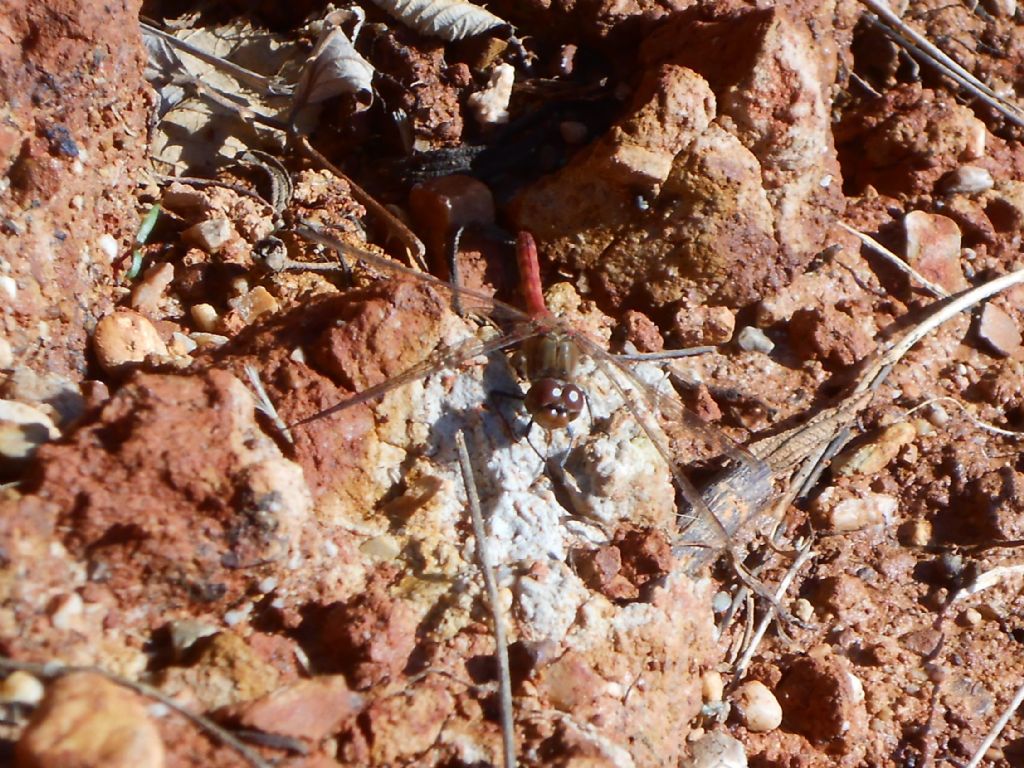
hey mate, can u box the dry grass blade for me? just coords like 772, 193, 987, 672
244, 364, 293, 444
296, 136, 427, 268
859, 0, 1024, 128
965, 679, 1024, 768
838, 221, 948, 298
455, 430, 516, 768
0, 656, 272, 768
731, 540, 815, 679
368, 0, 509, 42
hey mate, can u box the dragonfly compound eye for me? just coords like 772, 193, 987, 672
525, 379, 585, 430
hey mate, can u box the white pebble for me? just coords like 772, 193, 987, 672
822, 492, 897, 532
735, 326, 774, 354
940, 165, 994, 195
0, 671, 45, 705
190, 303, 219, 332
682, 729, 748, 768
0, 275, 17, 300
97, 233, 119, 261
49, 592, 83, 630
732, 680, 782, 732
223, 602, 253, 627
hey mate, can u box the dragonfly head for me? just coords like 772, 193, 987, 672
524, 378, 585, 430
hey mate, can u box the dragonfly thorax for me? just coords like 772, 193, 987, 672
518, 332, 585, 429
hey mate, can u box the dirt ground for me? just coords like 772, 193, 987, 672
4, 0, 1024, 766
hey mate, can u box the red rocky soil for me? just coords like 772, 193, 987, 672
4, 0, 1024, 766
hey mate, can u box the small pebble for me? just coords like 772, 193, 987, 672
939, 165, 994, 195
793, 598, 814, 622
0, 399, 60, 462
229, 286, 279, 323
681, 729, 747, 768
0, 337, 12, 368
190, 303, 219, 332
183, 217, 233, 253
701, 670, 724, 704
818, 491, 897, 532
898, 519, 932, 547
832, 421, 917, 477
959, 608, 983, 627
711, 591, 732, 613
732, 680, 782, 732
97, 233, 119, 261
0, 275, 17, 300
976, 304, 1022, 357
130, 261, 175, 314
675, 305, 736, 346
167, 619, 218, 660
735, 326, 774, 354
168, 332, 197, 356
0, 671, 45, 705
408, 174, 495, 251
49, 592, 83, 630
189, 332, 229, 349
467, 62, 515, 126
92, 310, 168, 372
360, 535, 401, 560
223, 602, 253, 627
903, 211, 968, 293
927, 403, 950, 427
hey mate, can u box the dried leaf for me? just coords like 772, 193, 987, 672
369, 0, 508, 42
291, 24, 374, 112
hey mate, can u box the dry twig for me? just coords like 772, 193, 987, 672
455, 430, 516, 768
859, 0, 1024, 128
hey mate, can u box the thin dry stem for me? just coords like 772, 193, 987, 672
965, 679, 1024, 768
859, 0, 1024, 128
455, 430, 516, 768
731, 540, 816, 680
838, 221, 948, 298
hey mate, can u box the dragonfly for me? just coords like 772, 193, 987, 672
291, 222, 772, 561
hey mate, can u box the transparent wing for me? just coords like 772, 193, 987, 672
294, 222, 532, 326
572, 330, 771, 554
294, 322, 539, 426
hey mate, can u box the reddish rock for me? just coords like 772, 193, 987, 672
314, 577, 419, 688
27, 370, 310, 617
17, 672, 164, 768
903, 211, 969, 293
621, 310, 665, 353
775, 653, 868, 749
788, 306, 875, 369
673, 305, 736, 346
311, 280, 448, 393
837, 83, 988, 196
223, 675, 363, 742
975, 303, 1022, 357
340, 679, 454, 765
158, 631, 282, 711
409, 174, 496, 261
575, 545, 636, 600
